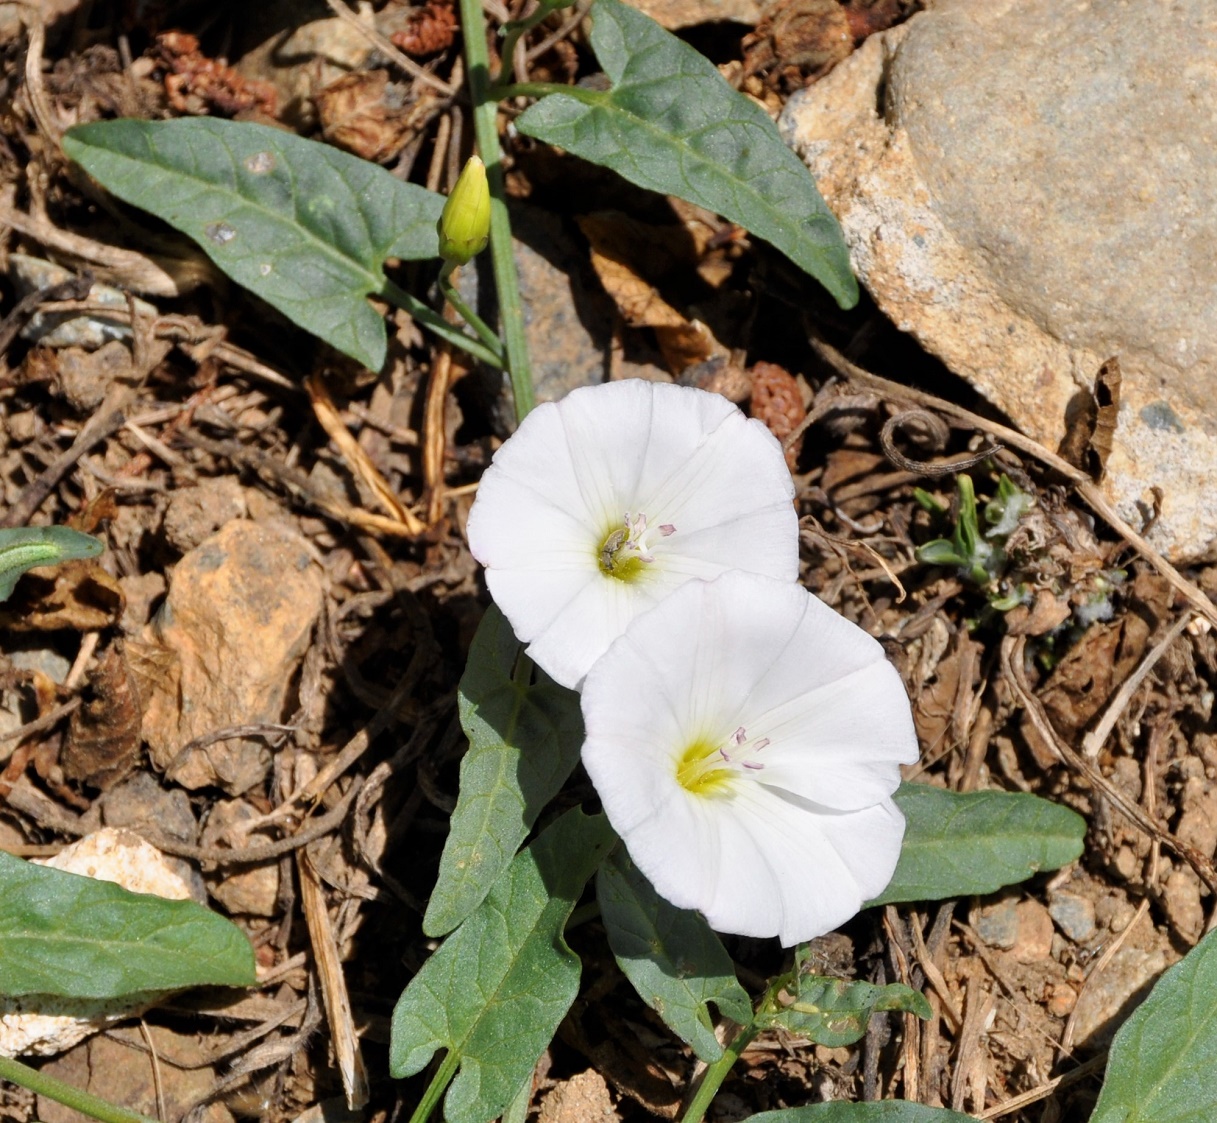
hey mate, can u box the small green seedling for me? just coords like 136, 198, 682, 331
915, 474, 1032, 608
0, 526, 104, 602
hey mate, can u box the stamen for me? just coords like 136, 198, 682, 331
598, 510, 676, 578
677, 726, 772, 796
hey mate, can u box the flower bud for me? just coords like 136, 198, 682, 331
437, 156, 490, 265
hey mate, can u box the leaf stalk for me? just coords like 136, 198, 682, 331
406, 1048, 461, 1123
0, 1053, 160, 1123
439, 262, 510, 361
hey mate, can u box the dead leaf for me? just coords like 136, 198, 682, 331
577, 214, 726, 374
1020, 612, 1151, 767
1057, 356, 1121, 481
316, 70, 419, 164
1005, 590, 1072, 637
742, 0, 853, 91
62, 645, 143, 791
0, 559, 123, 632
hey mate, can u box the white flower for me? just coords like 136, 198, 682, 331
466, 380, 798, 690
580, 570, 919, 946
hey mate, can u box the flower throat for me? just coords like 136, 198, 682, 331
598, 512, 675, 580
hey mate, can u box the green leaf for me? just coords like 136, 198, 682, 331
424, 606, 584, 938
390, 809, 615, 1123
761, 976, 930, 1049
744, 1104, 977, 1122
597, 847, 751, 1063
514, 0, 857, 307
63, 118, 446, 371
1090, 927, 1217, 1123
0, 851, 255, 999
868, 783, 1086, 907
0, 526, 103, 602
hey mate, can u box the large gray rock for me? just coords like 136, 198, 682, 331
781, 0, 1217, 559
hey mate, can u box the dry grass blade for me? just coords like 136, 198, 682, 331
1081, 613, 1193, 758
976, 1054, 1106, 1120
307, 374, 425, 535
299, 846, 369, 1109
1001, 634, 1217, 893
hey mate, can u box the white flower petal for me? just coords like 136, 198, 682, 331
581, 570, 918, 944
467, 381, 798, 688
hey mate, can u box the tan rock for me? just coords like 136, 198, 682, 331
538, 1070, 620, 1123
780, 1, 1217, 559
201, 799, 281, 917
139, 519, 322, 793
1012, 899, 1054, 964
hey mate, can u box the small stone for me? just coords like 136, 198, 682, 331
10, 254, 161, 350
537, 1070, 619, 1123
1176, 783, 1217, 857
200, 799, 281, 917
1069, 934, 1175, 1046
162, 476, 248, 553
1113, 845, 1139, 881
1095, 893, 1138, 935
971, 896, 1019, 950
1048, 890, 1097, 943
1162, 867, 1205, 943
1012, 899, 1054, 964
56, 342, 139, 412
1047, 983, 1077, 1019
137, 519, 322, 794
101, 771, 199, 845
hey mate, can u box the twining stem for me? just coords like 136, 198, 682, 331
381, 278, 505, 368
0, 1053, 159, 1123
438, 263, 507, 361
678, 1023, 761, 1123
406, 1048, 461, 1123
497, 4, 554, 87
458, 0, 536, 423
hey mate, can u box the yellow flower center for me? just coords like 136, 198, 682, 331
676, 727, 770, 797
596, 512, 675, 581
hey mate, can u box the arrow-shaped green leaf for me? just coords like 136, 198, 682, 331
390, 809, 615, 1123
868, 783, 1086, 907
0, 850, 255, 998
424, 606, 583, 937
598, 846, 751, 1062
63, 118, 446, 371
515, 0, 857, 307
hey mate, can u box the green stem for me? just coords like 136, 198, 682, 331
0, 1053, 159, 1123
381, 279, 505, 368
498, 24, 528, 85
458, 0, 536, 423
497, 3, 555, 86
679, 1022, 760, 1123
492, 81, 603, 105
439, 265, 509, 361
406, 1049, 461, 1123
